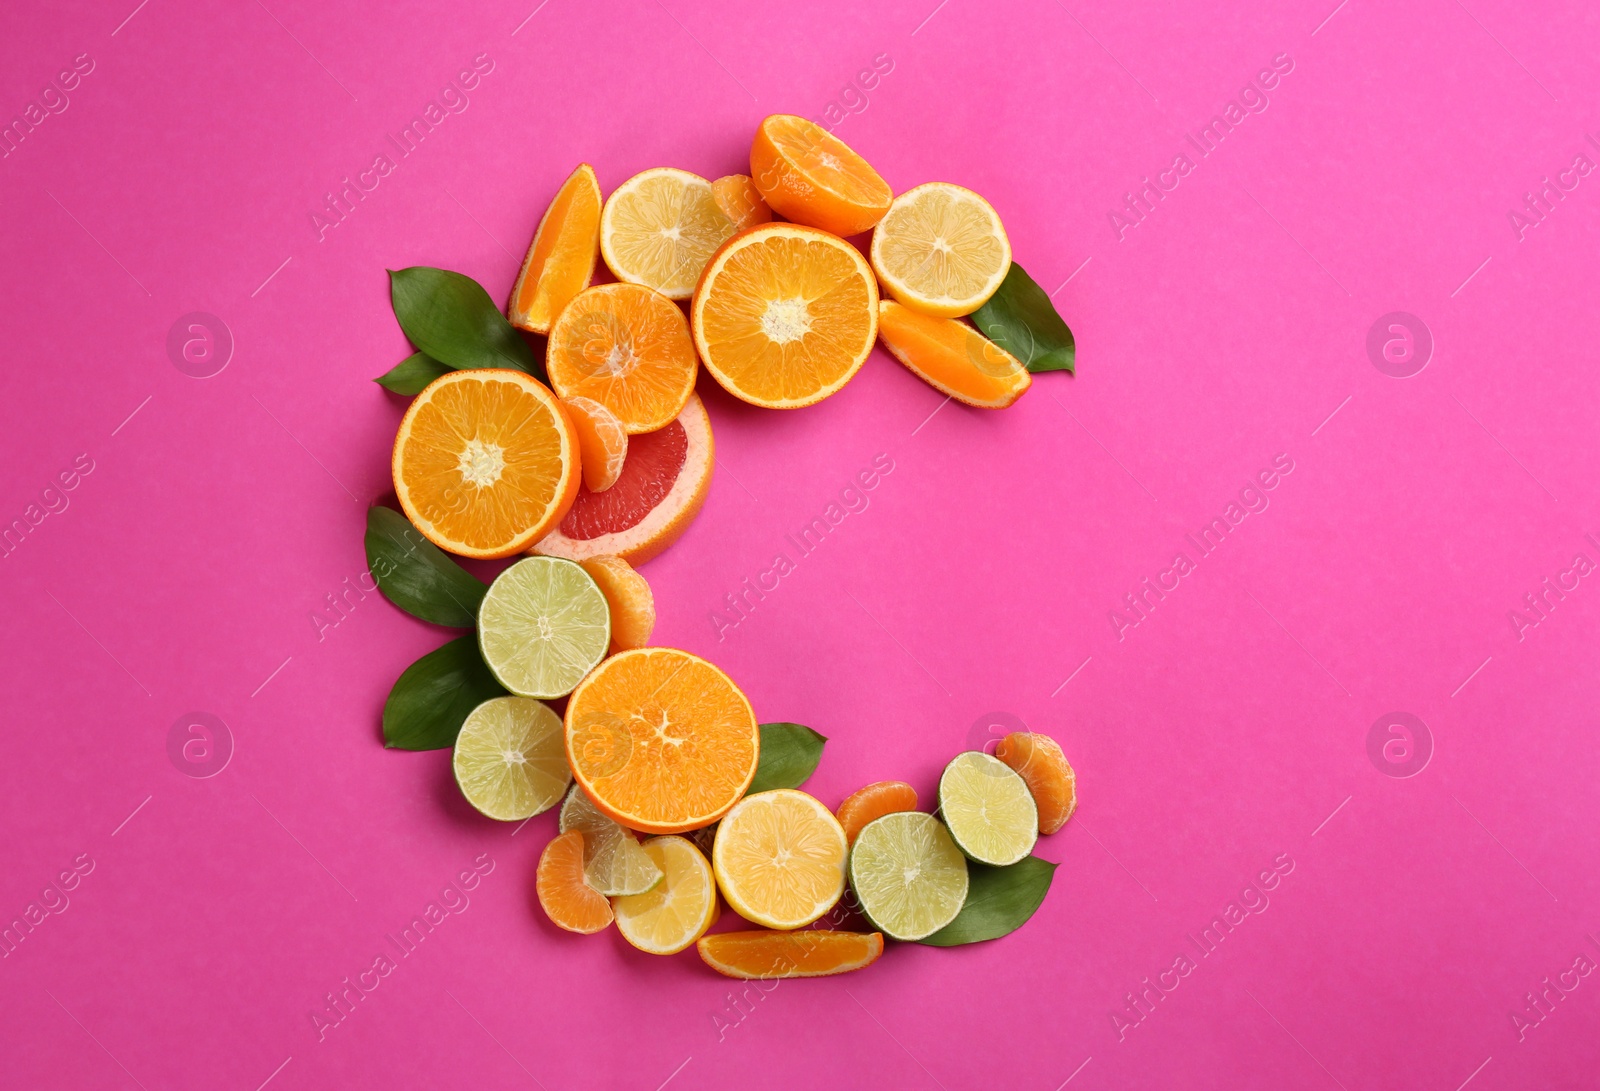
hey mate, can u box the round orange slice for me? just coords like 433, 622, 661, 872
834, 780, 919, 845
750, 115, 892, 237
600, 167, 736, 300
546, 283, 698, 434
698, 930, 884, 979
537, 830, 613, 934
562, 396, 628, 492
564, 647, 759, 835
507, 163, 602, 334
877, 301, 1032, 408
995, 731, 1077, 834
579, 554, 656, 653
533, 391, 713, 565
392, 369, 579, 559
711, 174, 772, 231
691, 223, 878, 409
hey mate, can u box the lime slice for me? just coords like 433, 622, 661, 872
558, 785, 663, 896
847, 811, 968, 941
453, 697, 571, 820
937, 751, 1038, 865
478, 556, 610, 698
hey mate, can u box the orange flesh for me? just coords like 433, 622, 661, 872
509, 164, 602, 333
537, 830, 614, 934
750, 115, 892, 237
876, 301, 1032, 409
546, 283, 698, 434
711, 174, 772, 231
697, 930, 883, 979
835, 781, 919, 844
562, 396, 628, 493
995, 731, 1077, 834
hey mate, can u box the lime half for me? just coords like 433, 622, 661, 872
478, 556, 610, 698
848, 811, 968, 941
938, 751, 1038, 865
453, 696, 571, 820
558, 785, 663, 896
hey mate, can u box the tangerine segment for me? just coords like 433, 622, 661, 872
564, 647, 759, 835
562, 396, 628, 492
870, 182, 1012, 318
692, 223, 879, 409
600, 168, 736, 300
392, 369, 579, 559
995, 731, 1077, 835
579, 555, 656, 653
711, 174, 772, 231
835, 780, 919, 845
547, 283, 698, 434
877, 301, 1031, 409
537, 830, 614, 934
697, 930, 884, 979
612, 836, 720, 955
750, 115, 892, 237
508, 163, 602, 334
712, 789, 847, 930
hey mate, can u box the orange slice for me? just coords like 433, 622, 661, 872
995, 731, 1078, 834
564, 647, 759, 835
698, 930, 884, 979
877, 301, 1031, 408
533, 391, 713, 565
711, 174, 772, 231
600, 167, 736, 300
392, 369, 579, 559
750, 115, 892, 237
870, 182, 1011, 317
507, 163, 602, 334
834, 780, 919, 845
579, 555, 656, 653
691, 223, 878, 409
537, 830, 614, 934
562, 396, 628, 492
546, 283, 698, 434
712, 789, 847, 929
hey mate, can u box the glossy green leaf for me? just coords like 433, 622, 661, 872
382, 636, 508, 750
746, 722, 827, 794
374, 351, 452, 395
364, 506, 487, 627
919, 855, 1057, 946
970, 262, 1076, 374
388, 266, 544, 382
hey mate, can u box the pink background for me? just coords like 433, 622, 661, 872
4, 0, 1600, 1087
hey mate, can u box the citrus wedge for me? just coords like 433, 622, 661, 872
750, 115, 892, 237
600, 167, 735, 300
848, 811, 968, 941
870, 182, 1011, 317
392, 369, 579, 559
508, 163, 602, 334
698, 930, 883, 979
835, 780, 919, 845
562, 396, 628, 493
613, 835, 720, 955
937, 751, 1038, 865
537, 830, 614, 934
578, 554, 655, 653
547, 283, 698, 434
452, 696, 571, 821
995, 731, 1077, 835
477, 556, 610, 699
692, 223, 878, 409
711, 174, 773, 231
558, 784, 663, 896
877, 301, 1031, 408
712, 789, 847, 930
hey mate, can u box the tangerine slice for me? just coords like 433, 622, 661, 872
834, 780, 919, 845
870, 182, 1011, 317
712, 789, 847, 930
537, 830, 614, 934
612, 835, 720, 955
564, 647, 759, 835
579, 555, 656, 653
562, 396, 628, 492
508, 163, 602, 334
711, 174, 772, 231
546, 283, 698, 434
877, 301, 1032, 408
600, 167, 735, 300
692, 223, 878, 409
750, 115, 892, 237
697, 930, 884, 979
392, 369, 579, 559
995, 731, 1077, 834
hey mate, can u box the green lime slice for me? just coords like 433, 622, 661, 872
478, 556, 610, 699
937, 751, 1038, 865
848, 811, 968, 941
558, 785, 663, 896
452, 696, 571, 820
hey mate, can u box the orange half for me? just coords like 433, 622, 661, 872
698, 930, 884, 979
750, 115, 892, 237
508, 163, 602, 334
547, 283, 698, 434
876, 301, 1031, 408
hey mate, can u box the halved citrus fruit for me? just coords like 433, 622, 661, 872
392, 369, 579, 559
835, 780, 919, 845
452, 696, 571, 821
848, 811, 968, 941
508, 163, 602, 334
600, 167, 736, 300
711, 174, 772, 231
750, 115, 892, 237
937, 751, 1038, 865
478, 556, 610, 699
995, 731, 1077, 835
533, 392, 713, 565
698, 930, 884, 979
579, 555, 655, 653
546, 283, 698, 434
877, 301, 1032, 408
562, 396, 628, 493
558, 784, 663, 896
712, 789, 847, 930
613, 836, 720, 955
692, 223, 878, 409
537, 830, 614, 934
870, 182, 1011, 317
564, 647, 759, 834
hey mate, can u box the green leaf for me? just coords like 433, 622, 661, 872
970, 262, 1076, 374
364, 506, 487, 627
919, 856, 1057, 946
388, 267, 545, 382
382, 636, 507, 750
374, 351, 452, 395
746, 722, 827, 793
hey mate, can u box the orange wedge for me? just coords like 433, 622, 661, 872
600, 167, 736, 300
834, 780, 919, 845
547, 283, 698, 434
995, 731, 1077, 834
508, 163, 602, 334
698, 930, 884, 979
562, 396, 628, 492
711, 174, 772, 231
579, 555, 655, 653
692, 223, 878, 409
750, 115, 892, 237
877, 301, 1032, 408
537, 830, 613, 934
564, 647, 759, 834
392, 369, 579, 559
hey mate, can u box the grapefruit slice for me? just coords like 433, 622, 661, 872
698, 930, 884, 979
507, 163, 602, 334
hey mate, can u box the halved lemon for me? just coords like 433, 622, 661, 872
937, 751, 1038, 865
600, 167, 736, 300
477, 556, 610, 699
712, 789, 847, 930
452, 696, 570, 821
870, 182, 1011, 318
612, 835, 720, 955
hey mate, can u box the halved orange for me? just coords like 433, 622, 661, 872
600, 167, 736, 300
750, 115, 892, 237
564, 647, 759, 835
692, 223, 878, 409
562, 396, 628, 492
834, 780, 919, 845
508, 163, 602, 334
392, 369, 579, 559
877, 301, 1031, 408
579, 554, 656, 653
533, 392, 714, 565
711, 174, 772, 231
995, 731, 1077, 834
537, 830, 614, 934
546, 283, 698, 434
698, 930, 884, 979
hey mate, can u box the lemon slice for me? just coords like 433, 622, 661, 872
848, 811, 968, 941
613, 836, 720, 955
712, 789, 847, 930
869, 182, 1011, 318
600, 167, 736, 300
452, 696, 571, 820
478, 556, 610, 699
937, 751, 1038, 865
558, 785, 663, 896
